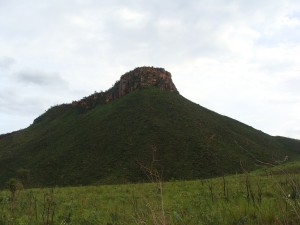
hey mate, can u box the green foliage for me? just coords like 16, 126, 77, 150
0, 88, 300, 187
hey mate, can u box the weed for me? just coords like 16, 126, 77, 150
42, 189, 56, 225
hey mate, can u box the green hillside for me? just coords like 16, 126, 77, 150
1, 87, 300, 187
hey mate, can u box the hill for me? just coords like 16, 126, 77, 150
0, 67, 300, 187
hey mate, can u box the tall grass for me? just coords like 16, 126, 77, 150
1, 168, 300, 224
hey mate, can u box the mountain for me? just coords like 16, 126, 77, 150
1, 66, 300, 187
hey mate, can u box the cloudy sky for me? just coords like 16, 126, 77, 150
1, 0, 300, 139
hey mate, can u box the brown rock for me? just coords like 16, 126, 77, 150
73, 66, 178, 112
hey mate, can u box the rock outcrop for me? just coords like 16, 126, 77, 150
118, 67, 178, 97
72, 66, 178, 111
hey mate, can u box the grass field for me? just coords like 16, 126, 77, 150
1, 166, 300, 225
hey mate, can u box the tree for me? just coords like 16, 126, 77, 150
6, 178, 23, 197
6, 178, 23, 224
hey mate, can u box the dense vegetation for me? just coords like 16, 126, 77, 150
1, 87, 300, 187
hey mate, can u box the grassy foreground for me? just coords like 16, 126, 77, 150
1, 170, 300, 225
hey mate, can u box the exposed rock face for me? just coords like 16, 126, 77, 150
72, 66, 178, 111
118, 67, 178, 97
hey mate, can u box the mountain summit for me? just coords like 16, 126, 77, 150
71, 67, 178, 112
1, 67, 300, 187
117, 66, 178, 95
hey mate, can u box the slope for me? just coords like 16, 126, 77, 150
1, 87, 300, 187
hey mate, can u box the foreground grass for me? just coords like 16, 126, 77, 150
1, 172, 300, 225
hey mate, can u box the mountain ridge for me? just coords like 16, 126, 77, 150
33, 66, 178, 123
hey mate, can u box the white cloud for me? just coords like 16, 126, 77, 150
116, 7, 149, 29
0, 0, 300, 139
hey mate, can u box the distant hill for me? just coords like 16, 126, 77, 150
0, 66, 300, 187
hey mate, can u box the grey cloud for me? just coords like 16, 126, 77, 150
0, 88, 44, 115
16, 70, 68, 88
0, 57, 15, 69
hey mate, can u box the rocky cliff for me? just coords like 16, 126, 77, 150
118, 66, 178, 97
71, 66, 178, 111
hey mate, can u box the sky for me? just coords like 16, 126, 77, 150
0, 0, 300, 139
